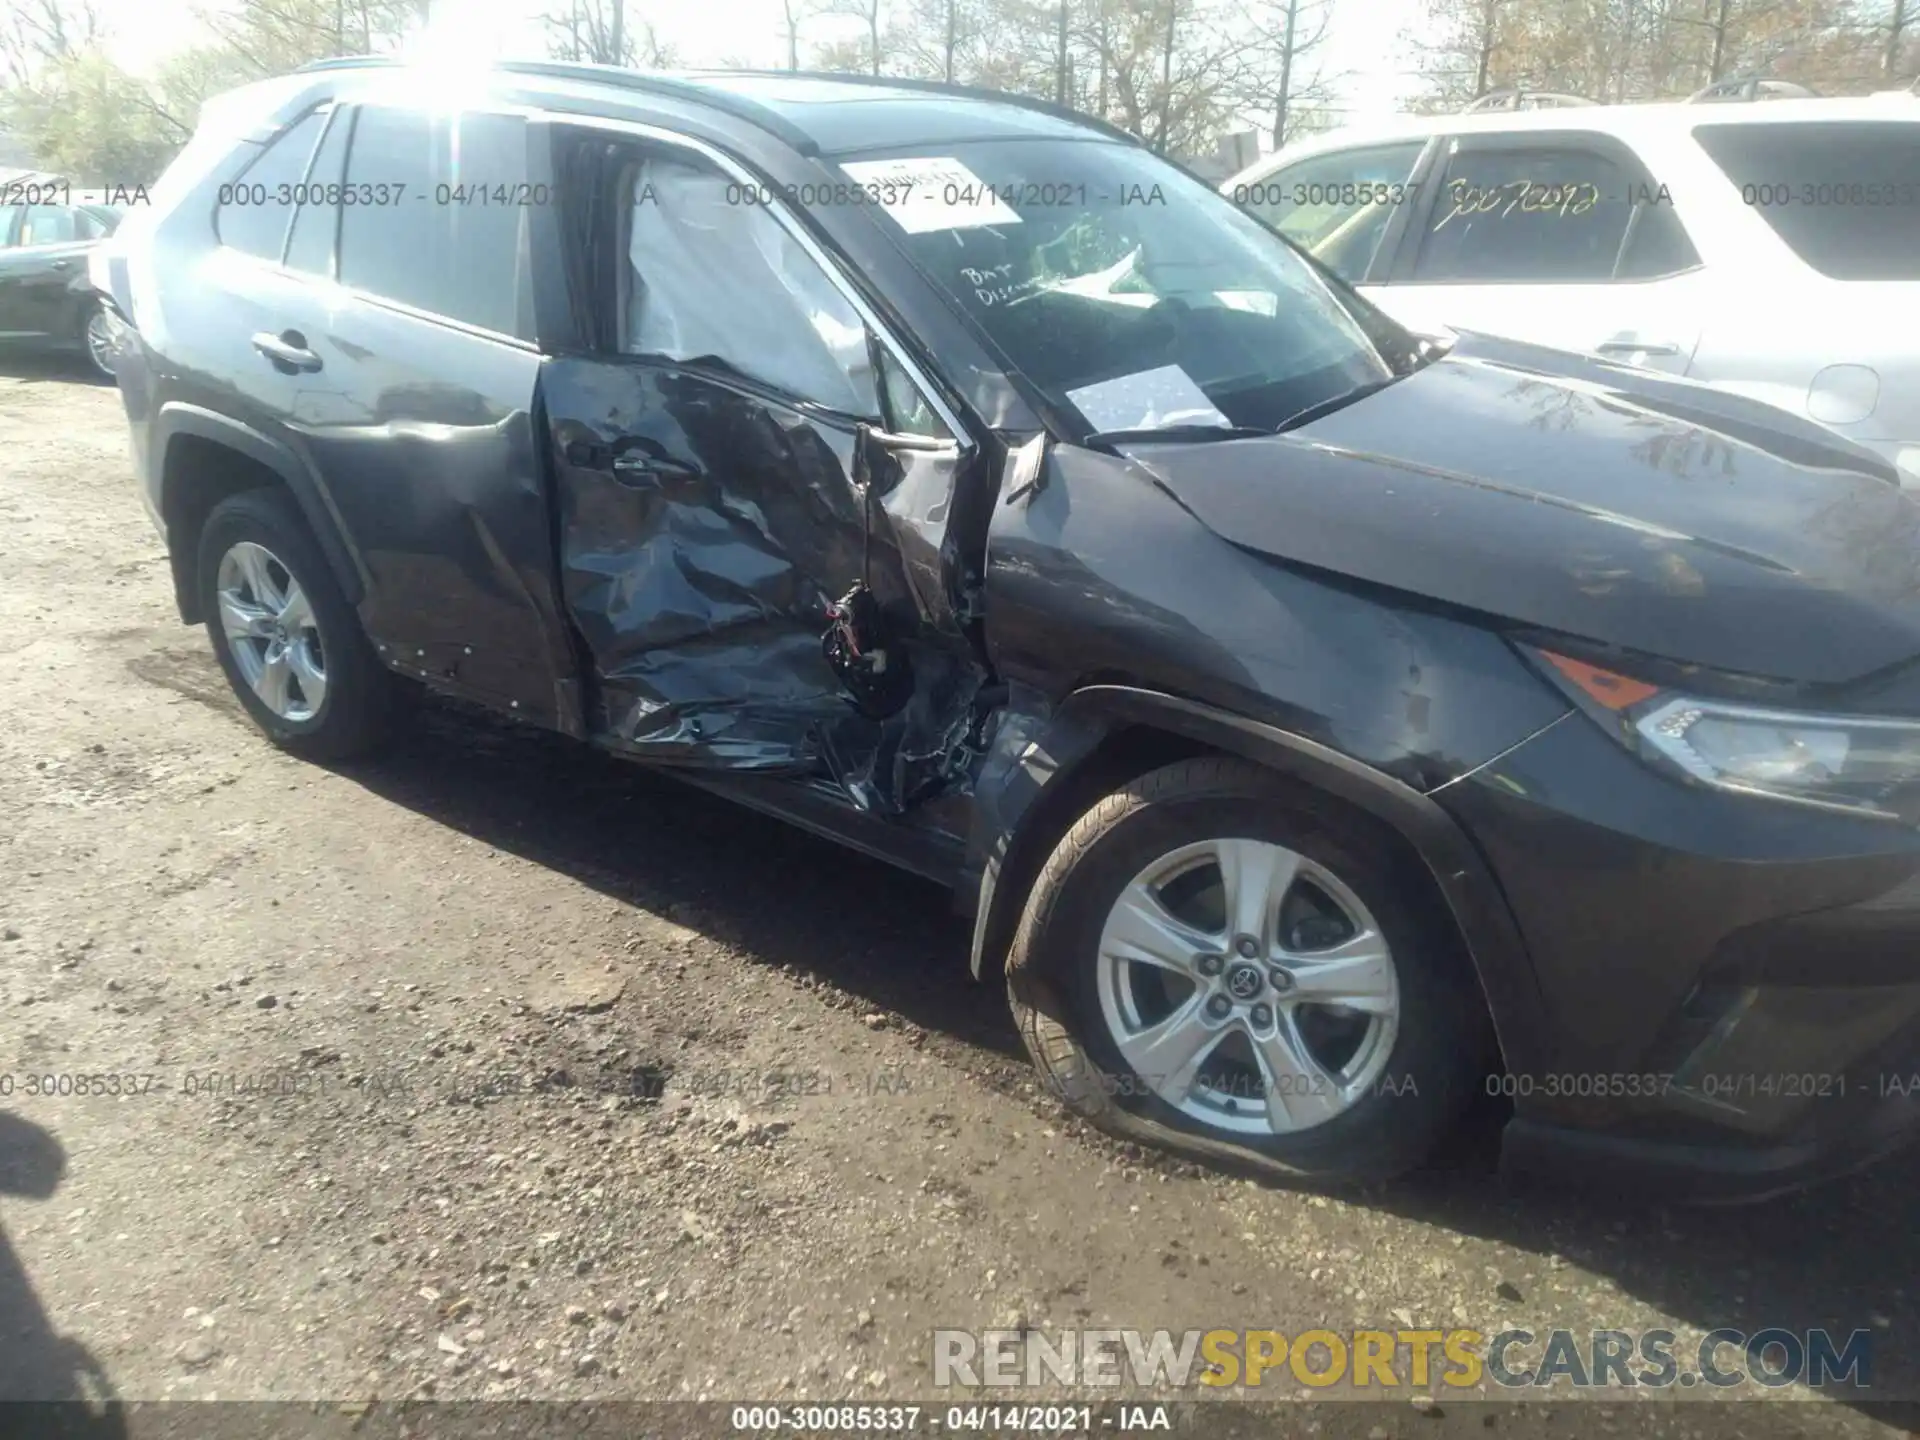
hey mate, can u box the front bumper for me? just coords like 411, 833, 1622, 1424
1502, 1065, 1920, 1204
1436, 710, 1920, 1201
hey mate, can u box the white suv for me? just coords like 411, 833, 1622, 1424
1224, 90, 1920, 486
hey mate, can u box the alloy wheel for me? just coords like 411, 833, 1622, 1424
216, 541, 328, 723
1093, 836, 1400, 1136
84, 308, 116, 378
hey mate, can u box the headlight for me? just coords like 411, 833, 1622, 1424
1895, 445, 1920, 489
1533, 648, 1920, 823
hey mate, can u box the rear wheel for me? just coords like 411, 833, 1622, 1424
197, 488, 397, 761
1006, 756, 1490, 1184
80, 301, 116, 380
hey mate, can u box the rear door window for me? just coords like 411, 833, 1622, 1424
18, 204, 78, 245
1410, 142, 1665, 283
1693, 121, 1920, 280
1233, 142, 1426, 284
216, 109, 326, 261
284, 106, 349, 276
337, 106, 534, 339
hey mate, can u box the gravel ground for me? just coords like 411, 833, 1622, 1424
1, 361, 1917, 1440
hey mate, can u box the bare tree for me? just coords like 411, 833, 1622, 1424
1157, 0, 1175, 145
895, 0, 982, 81
1408, 0, 1508, 110
823, 0, 886, 74
1681, 0, 1740, 82
543, 0, 672, 66
1055, 0, 1068, 101
0, 0, 102, 85
182, 0, 415, 80
1411, 0, 1886, 107
780, 0, 817, 70
1658, 0, 1883, 90
1090, 0, 1279, 155
1245, 0, 1337, 145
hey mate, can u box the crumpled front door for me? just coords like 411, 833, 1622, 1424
543, 355, 985, 813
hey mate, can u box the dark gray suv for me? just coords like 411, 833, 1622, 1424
97, 57, 1920, 1199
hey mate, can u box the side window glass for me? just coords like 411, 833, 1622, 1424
876, 347, 950, 440
624, 155, 878, 417
1238, 142, 1425, 284
0, 204, 18, 245
19, 204, 77, 245
1694, 121, 1920, 281
217, 109, 326, 261
284, 105, 349, 276
1413, 145, 1632, 283
338, 107, 533, 339
1617, 197, 1701, 280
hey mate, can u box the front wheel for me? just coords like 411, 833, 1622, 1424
1006, 757, 1490, 1184
197, 488, 398, 762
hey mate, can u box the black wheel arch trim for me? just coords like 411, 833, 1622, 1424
154, 402, 368, 622
965, 683, 1559, 1084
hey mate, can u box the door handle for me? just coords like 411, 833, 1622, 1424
50, 258, 72, 272
865, 426, 960, 454
610, 448, 697, 484
1596, 339, 1681, 357
251, 331, 322, 373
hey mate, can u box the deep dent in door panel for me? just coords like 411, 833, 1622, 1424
283, 313, 575, 730
544, 357, 986, 817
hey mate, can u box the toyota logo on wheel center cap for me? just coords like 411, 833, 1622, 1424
1225, 963, 1264, 1001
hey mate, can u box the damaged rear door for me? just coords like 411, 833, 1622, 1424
542, 136, 991, 815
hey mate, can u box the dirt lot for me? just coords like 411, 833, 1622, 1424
1, 363, 1917, 1440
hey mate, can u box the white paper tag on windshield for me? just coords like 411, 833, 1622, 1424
1066, 366, 1232, 434
841, 157, 1022, 233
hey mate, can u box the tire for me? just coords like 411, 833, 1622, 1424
79, 299, 117, 382
197, 488, 397, 762
1006, 756, 1491, 1185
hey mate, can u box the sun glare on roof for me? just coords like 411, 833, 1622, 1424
399, 0, 514, 77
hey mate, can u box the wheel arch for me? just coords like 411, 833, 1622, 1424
155, 404, 366, 625
965, 683, 1554, 1082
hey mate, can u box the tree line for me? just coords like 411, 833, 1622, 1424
1416, 0, 1913, 110
0, 0, 1912, 185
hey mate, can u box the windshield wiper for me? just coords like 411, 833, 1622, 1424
1270, 375, 1403, 435
1082, 423, 1272, 452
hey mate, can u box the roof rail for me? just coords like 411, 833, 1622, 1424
295, 56, 394, 73
686, 68, 1144, 147
1686, 75, 1820, 102
292, 56, 1145, 154
293, 54, 824, 154
1461, 88, 1599, 113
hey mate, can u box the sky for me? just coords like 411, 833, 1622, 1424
93, 0, 1432, 147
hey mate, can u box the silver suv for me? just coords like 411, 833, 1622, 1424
1226, 87, 1920, 486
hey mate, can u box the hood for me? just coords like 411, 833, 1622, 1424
1121, 334, 1920, 687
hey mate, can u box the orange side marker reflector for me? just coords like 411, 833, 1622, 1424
1539, 650, 1662, 711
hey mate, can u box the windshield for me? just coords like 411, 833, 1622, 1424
837, 138, 1400, 436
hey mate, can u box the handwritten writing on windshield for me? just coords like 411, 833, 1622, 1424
1433, 178, 1600, 231
960, 263, 1045, 308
